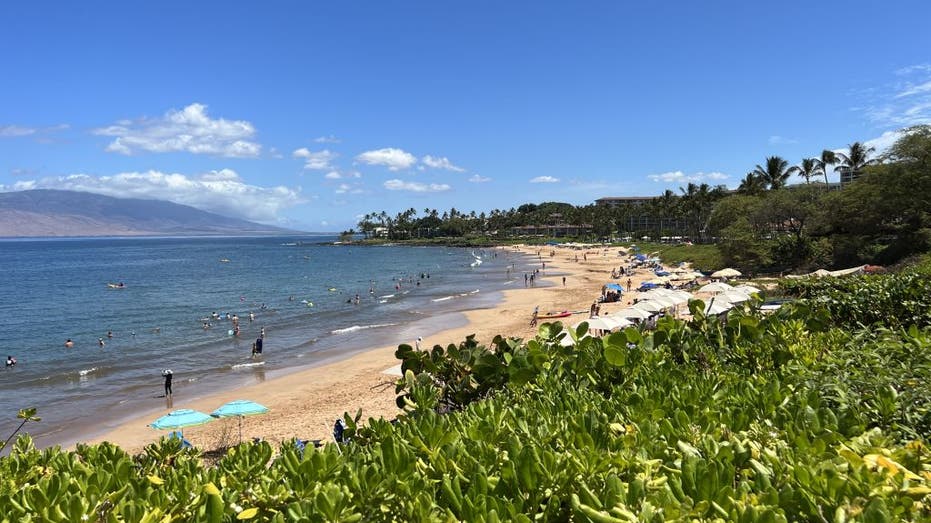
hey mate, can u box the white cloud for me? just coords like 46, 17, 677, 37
314, 135, 341, 144
648, 171, 728, 183
468, 174, 491, 183
94, 103, 261, 158
324, 170, 361, 180
895, 80, 931, 99
0, 123, 68, 138
334, 182, 364, 195
383, 179, 450, 192
863, 129, 904, 154
0, 125, 37, 137
530, 176, 560, 183
293, 148, 337, 170
768, 135, 798, 145
356, 148, 417, 171
421, 155, 465, 172
2, 169, 303, 223
268, 147, 284, 159
858, 66, 931, 128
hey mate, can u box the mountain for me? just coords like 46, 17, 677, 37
0, 190, 295, 237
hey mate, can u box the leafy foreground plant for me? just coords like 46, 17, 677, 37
4, 300, 931, 520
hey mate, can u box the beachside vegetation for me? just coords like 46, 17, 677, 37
3, 267, 931, 520
355, 126, 931, 273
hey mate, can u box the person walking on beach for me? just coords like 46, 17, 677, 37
627, 278, 632, 292
562, 276, 566, 286
530, 306, 539, 327
162, 369, 173, 397
415, 337, 422, 351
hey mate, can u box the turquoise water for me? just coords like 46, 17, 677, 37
0, 236, 532, 448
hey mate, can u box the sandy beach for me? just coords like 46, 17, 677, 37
85, 245, 653, 454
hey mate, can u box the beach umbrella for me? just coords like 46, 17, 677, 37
734, 284, 762, 295
150, 409, 214, 435
604, 283, 624, 292
698, 282, 734, 294
631, 300, 667, 313
211, 399, 269, 444
717, 290, 751, 303
703, 300, 733, 315
711, 268, 742, 279
616, 307, 653, 320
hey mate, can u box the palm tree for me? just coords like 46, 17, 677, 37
788, 157, 818, 184
835, 142, 877, 185
752, 156, 791, 190
737, 172, 766, 196
814, 149, 837, 187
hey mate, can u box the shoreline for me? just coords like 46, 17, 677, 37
79, 245, 649, 454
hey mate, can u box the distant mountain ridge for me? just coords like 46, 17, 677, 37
0, 189, 294, 237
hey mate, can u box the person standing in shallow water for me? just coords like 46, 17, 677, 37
162, 369, 173, 397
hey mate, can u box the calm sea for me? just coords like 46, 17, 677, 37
0, 236, 535, 449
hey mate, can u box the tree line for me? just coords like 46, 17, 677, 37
352, 126, 931, 271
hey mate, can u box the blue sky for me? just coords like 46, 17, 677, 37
2, 1, 930, 231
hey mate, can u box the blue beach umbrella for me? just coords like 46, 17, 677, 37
211, 400, 269, 443
150, 409, 214, 436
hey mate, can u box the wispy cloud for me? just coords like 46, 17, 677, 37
324, 170, 361, 180
648, 171, 728, 183
2, 169, 302, 223
0, 123, 68, 138
530, 176, 560, 183
857, 65, 931, 128
421, 155, 465, 172
768, 135, 798, 145
314, 135, 341, 144
293, 148, 337, 170
334, 183, 364, 194
356, 148, 417, 171
384, 179, 450, 192
468, 174, 491, 183
93, 103, 261, 157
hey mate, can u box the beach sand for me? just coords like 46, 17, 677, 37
84, 245, 653, 454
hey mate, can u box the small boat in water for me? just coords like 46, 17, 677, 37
219, 258, 231, 263
107, 282, 126, 289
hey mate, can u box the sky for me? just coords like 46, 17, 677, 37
2, 1, 931, 231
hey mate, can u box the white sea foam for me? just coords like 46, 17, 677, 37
78, 367, 97, 376
232, 362, 266, 369
432, 296, 455, 302
330, 323, 396, 335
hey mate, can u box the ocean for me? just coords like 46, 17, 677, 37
0, 236, 536, 450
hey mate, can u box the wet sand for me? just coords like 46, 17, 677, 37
83, 245, 653, 454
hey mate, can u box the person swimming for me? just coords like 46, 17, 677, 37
64, 339, 74, 349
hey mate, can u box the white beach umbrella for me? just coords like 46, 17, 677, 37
703, 300, 733, 315
733, 284, 762, 295
631, 300, 667, 313
603, 315, 633, 329
616, 307, 654, 320
711, 268, 742, 278
718, 290, 751, 303
698, 282, 734, 294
